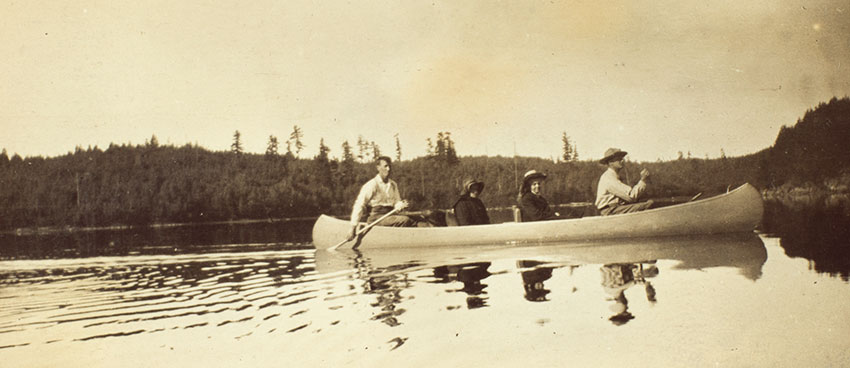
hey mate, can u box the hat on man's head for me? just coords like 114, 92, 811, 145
522, 170, 547, 185
461, 178, 485, 195
599, 148, 628, 164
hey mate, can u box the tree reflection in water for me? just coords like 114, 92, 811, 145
600, 262, 659, 326
763, 201, 850, 280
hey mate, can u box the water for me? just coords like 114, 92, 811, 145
1, 213, 849, 367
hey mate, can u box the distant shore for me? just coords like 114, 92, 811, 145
3, 197, 710, 237
6, 189, 848, 237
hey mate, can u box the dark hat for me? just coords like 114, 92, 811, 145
522, 170, 547, 185
461, 178, 485, 195
599, 148, 628, 164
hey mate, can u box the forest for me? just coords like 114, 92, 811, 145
1, 97, 848, 231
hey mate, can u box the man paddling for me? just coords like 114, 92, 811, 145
347, 156, 429, 241
595, 148, 654, 215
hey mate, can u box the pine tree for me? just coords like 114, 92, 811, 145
356, 135, 368, 163
561, 132, 573, 162
435, 132, 446, 158
231, 130, 243, 155
341, 140, 354, 163
370, 141, 381, 161
265, 135, 279, 157
289, 126, 304, 158
444, 132, 458, 165
316, 138, 330, 163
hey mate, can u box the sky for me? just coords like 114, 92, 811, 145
2, 0, 849, 162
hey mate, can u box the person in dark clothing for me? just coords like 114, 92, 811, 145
453, 178, 490, 226
517, 170, 561, 222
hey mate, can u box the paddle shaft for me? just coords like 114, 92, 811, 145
328, 208, 400, 251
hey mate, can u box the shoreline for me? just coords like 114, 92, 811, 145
11, 190, 847, 237
5, 199, 710, 237
2, 216, 321, 237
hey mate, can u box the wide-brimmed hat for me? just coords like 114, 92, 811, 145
522, 170, 547, 185
599, 148, 628, 164
461, 178, 485, 195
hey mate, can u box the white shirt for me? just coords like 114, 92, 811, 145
596, 168, 647, 209
350, 174, 403, 226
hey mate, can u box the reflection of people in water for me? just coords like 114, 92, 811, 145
600, 262, 658, 325
349, 251, 411, 327
519, 260, 555, 302
432, 262, 492, 309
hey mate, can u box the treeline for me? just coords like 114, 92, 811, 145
763, 96, 850, 187
1, 96, 848, 230
0, 138, 758, 230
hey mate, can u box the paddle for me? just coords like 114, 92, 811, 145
328, 208, 400, 251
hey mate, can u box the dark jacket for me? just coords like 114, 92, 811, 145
520, 192, 556, 222
453, 195, 490, 226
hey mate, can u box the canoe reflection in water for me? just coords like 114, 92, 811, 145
314, 233, 766, 327
600, 262, 659, 325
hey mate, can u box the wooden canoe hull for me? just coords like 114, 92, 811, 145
312, 183, 764, 250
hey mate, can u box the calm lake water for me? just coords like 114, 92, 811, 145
2, 206, 849, 367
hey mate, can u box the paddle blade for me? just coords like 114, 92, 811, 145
327, 238, 350, 251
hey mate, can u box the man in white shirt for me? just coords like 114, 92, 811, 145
347, 156, 422, 240
595, 148, 654, 216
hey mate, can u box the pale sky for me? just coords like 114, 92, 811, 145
2, 0, 848, 162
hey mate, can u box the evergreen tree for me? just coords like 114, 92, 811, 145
148, 134, 159, 148
285, 140, 294, 159
370, 141, 381, 162
444, 132, 459, 165
341, 140, 354, 163
340, 140, 356, 186
289, 126, 304, 158
435, 132, 446, 158
266, 135, 279, 157
316, 138, 330, 163
356, 135, 368, 163
561, 132, 573, 162
231, 130, 243, 155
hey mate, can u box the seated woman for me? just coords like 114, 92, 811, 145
453, 178, 490, 226
517, 170, 561, 222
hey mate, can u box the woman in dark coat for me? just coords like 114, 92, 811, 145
517, 170, 560, 222
453, 178, 490, 226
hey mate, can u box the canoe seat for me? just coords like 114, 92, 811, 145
513, 205, 522, 223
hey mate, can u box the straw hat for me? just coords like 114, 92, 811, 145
599, 148, 628, 164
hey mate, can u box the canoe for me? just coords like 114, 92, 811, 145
311, 183, 764, 250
